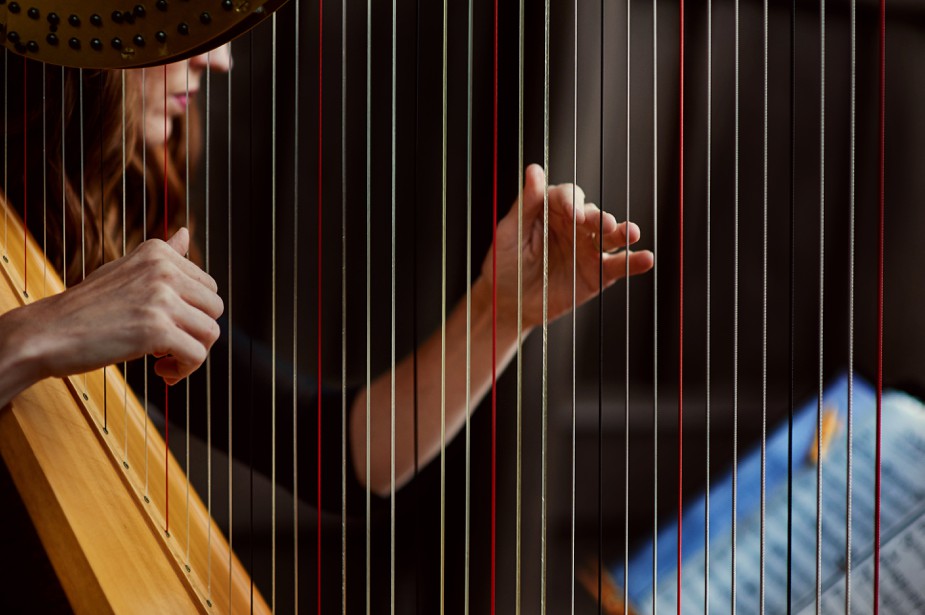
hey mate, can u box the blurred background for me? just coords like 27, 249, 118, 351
4, 0, 925, 612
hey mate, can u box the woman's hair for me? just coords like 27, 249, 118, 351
1, 55, 200, 286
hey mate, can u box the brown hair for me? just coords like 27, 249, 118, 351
2, 55, 200, 286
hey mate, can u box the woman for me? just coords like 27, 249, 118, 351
0, 50, 231, 409
0, 45, 653, 492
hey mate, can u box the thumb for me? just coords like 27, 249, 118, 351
519, 164, 547, 222
166, 227, 190, 257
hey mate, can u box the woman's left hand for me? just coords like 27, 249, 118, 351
478, 163, 653, 332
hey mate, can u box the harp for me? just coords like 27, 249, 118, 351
0, 0, 913, 613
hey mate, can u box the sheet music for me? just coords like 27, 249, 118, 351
615, 378, 925, 615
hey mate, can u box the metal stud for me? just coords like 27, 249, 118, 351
155, 30, 167, 43
46, 33, 58, 45
156, 0, 168, 10
6, 31, 20, 44
67, 14, 80, 27
221, 0, 233, 9
27, 7, 39, 19
133, 34, 145, 46
8, 2, 19, 14
134, 5, 146, 18
111, 10, 123, 23
90, 14, 102, 26
47, 12, 59, 25
26, 40, 38, 52
177, 22, 189, 35
111, 37, 122, 49
199, 12, 212, 25
68, 37, 80, 50
90, 38, 102, 51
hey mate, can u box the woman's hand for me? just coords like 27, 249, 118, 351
477, 164, 653, 332
0, 228, 222, 405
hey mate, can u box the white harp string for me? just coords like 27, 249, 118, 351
541, 0, 551, 608
571, 0, 579, 611
623, 0, 632, 605
271, 13, 279, 611
291, 0, 301, 608
515, 0, 525, 611
439, 0, 449, 608
652, 0, 660, 608
341, 0, 349, 609
3, 49, 7, 261
226, 38, 235, 609
142, 68, 150, 502
732, 0, 741, 609
464, 0, 474, 610
816, 0, 826, 611
365, 0, 373, 611
760, 0, 769, 611
205, 49, 214, 603
184, 58, 192, 572
389, 0, 398, 607
704, 0, 713, 610
845, 0, 857, 609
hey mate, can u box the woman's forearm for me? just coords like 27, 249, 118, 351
0, 308, 45, 409
351, 275, 526, 496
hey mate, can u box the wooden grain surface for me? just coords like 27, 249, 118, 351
0, 201, 269, 614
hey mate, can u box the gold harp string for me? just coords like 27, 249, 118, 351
845, 0, 857, 609
440, 0, 449, 610
122, 69, 130, 469
3, 49, 7, 263
732, 0, 740, 608
760, 0, 769, 610
705, 0, 712, 608
143, 67, 151, 503
815, 0, 826, 610
42, 61, 46, 298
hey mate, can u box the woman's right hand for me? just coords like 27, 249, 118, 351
0, 228, 222, 406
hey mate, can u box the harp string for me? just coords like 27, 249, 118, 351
3, 49, 7, 263
515, 0, 525, 610
816, 0, 826, 610
205, 49, 214, 603
677, 0, 685, 606
390, 0, 398, 607
365, 0, 372, 610
271, 12, 279, 610
490, 0, 499, 606
341, 0, 349, 608
760, 0, 769, 610
143, 67, 150, 502
514, 0, 524, 615
100, 72, 107, 432
704, 0, 713, 607
571, 0, 579, 611
21, 61, 26, 297
227, 37, 235, 611
732, 0, 740, 609
185, 58, 192, 571
623, 0, 632, 604
122, 69, 129, 468
874, 0, 886, 609
787, 0, 796, 608
164, 64, 171, 537
542, 0, 551, 609
291, 0, 302, 610
464, 0, 474, 609
845, 0, 856, 609
651, 0, 659, 607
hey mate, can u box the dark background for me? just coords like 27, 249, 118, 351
4, 0, 925, 612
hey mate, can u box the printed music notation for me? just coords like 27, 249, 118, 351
609, 375, 925, 614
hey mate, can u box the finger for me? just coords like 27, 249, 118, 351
154, 356, 184, 385
139, 237, 219, 293
598, 221, 642, 252
168, 271, 225, 320
580, 205, 619, 237
601, 249, 655, 283
548, 183, 587, 225
520, 163, 548, 222
170, 300, 222, 351
150, 326, 208, 380
166, 227, 190, 257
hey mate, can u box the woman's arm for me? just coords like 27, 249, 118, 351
0, 228, 222, 409
352, 164, 654, 496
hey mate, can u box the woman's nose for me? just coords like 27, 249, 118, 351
189, 44, 233, 73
